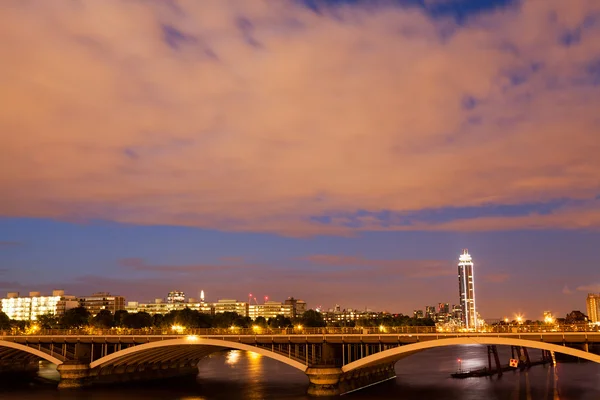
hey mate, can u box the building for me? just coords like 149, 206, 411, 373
284, 297, 307, 318
565, 310, 588, 324
1, 290, 79, 321
214, 299, 249, 317
167, 291, 185, 304
249, 301, 293, 319
438, 303, 450, 314
458, 249, 477, 330
413, 310, 424, 318
125, 298, 213, 315
586, 294, 600, 323
425, 306, 436, 319
78, 292, 125, 316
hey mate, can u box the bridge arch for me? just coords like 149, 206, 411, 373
342, 337, 600, 373
0, 340, 63, 365
90, 337, 307, 371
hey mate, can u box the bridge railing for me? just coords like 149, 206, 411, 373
0, 324, 597, 336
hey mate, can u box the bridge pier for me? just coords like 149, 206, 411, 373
306, 363, 396, 396
57, 361, 92, 389
57, 360, 200, 389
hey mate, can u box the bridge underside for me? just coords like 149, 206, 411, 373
2, 335, 600, 396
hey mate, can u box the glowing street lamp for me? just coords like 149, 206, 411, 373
515, 315, 523, 324
171, 325, 185, 334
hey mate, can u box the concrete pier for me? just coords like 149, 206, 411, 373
57, 361, 91, 388
306, 363, 396, 396
57, 360, 199, 389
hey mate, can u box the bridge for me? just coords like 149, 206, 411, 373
2, 325, 600, 396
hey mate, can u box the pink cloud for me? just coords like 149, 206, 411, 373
0, 1, 599, 234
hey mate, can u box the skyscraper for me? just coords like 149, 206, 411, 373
586, 293, 600, 323
458, 249, 477, 330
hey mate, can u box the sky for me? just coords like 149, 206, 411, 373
1, 0, 599, 320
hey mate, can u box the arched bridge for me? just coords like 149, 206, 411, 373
1, 326, 600, 396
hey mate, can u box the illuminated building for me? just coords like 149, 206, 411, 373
413, 310, 424, 318
1, 290, 78, 321
284, 297, 307, 317
425, 306, 436, 319
458, 249, 477, 330
125, 298, 213, 315
78, 292, 125, 316
214, 299, 249, 317
248, 301, 293, 319
586, 294, 600, 323
167, 291, 186, 304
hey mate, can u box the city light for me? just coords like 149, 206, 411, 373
252, 325, 261, 333
295, 324, 303, 331
515, 315, 524, 324
185, 335, 198, 341
379, 325, 387, 333
171, 325, 185, 334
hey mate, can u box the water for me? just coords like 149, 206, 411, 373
1, 346, 599, 399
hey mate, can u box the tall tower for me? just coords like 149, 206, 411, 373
458, 249, 477, 330
586, 293, 600, 323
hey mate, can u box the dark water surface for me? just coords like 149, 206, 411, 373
2, 345, 599, 399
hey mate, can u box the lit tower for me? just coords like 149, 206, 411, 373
458, 249, 477, 330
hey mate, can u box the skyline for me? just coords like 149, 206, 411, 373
1, 0, 600, 320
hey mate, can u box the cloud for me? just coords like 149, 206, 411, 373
1, 0, 599, 235
576, 283, 600, 293
304, 254, 454, 278
0, 241, 22, 247
118, 257, 260, 273
562, 285, 573, 295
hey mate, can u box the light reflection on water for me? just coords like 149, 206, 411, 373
1, 346, 599, 399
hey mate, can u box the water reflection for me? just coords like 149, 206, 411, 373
225, 350, 240, 365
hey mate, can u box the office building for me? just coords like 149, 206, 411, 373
125, 298, 213, 315
79, 292, 125, 316
458, 249, 477, 330
284, 297, 307, 318
413, 310, 424, 318
425, 306, 436, 319
586, 294, 600, 323
249, 301, 293, 319
167, 291, 185, 304
214, 299, 249, 317
1, 290, 79, 321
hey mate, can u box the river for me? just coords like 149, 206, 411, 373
1, 345, 599, 399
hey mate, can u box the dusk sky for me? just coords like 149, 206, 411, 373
1, 0, 599, 320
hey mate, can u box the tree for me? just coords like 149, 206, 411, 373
300, 310, 326, 327
0, 312, 10, 329
92, 309, 114, 328
123, 312, 153, 329
60, 306, 91, 328
114, 310, 128, 327
37, 313, 60, 329
254, 316, 268, 328
268, 315, 292, 328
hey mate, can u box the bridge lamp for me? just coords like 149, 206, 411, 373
186, 335, 198, 341
171, 325, 185, 334
379, 325, 386, 333
515, 315, 523, 324
296, 324, 303, 331
252, 325, 261, 333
